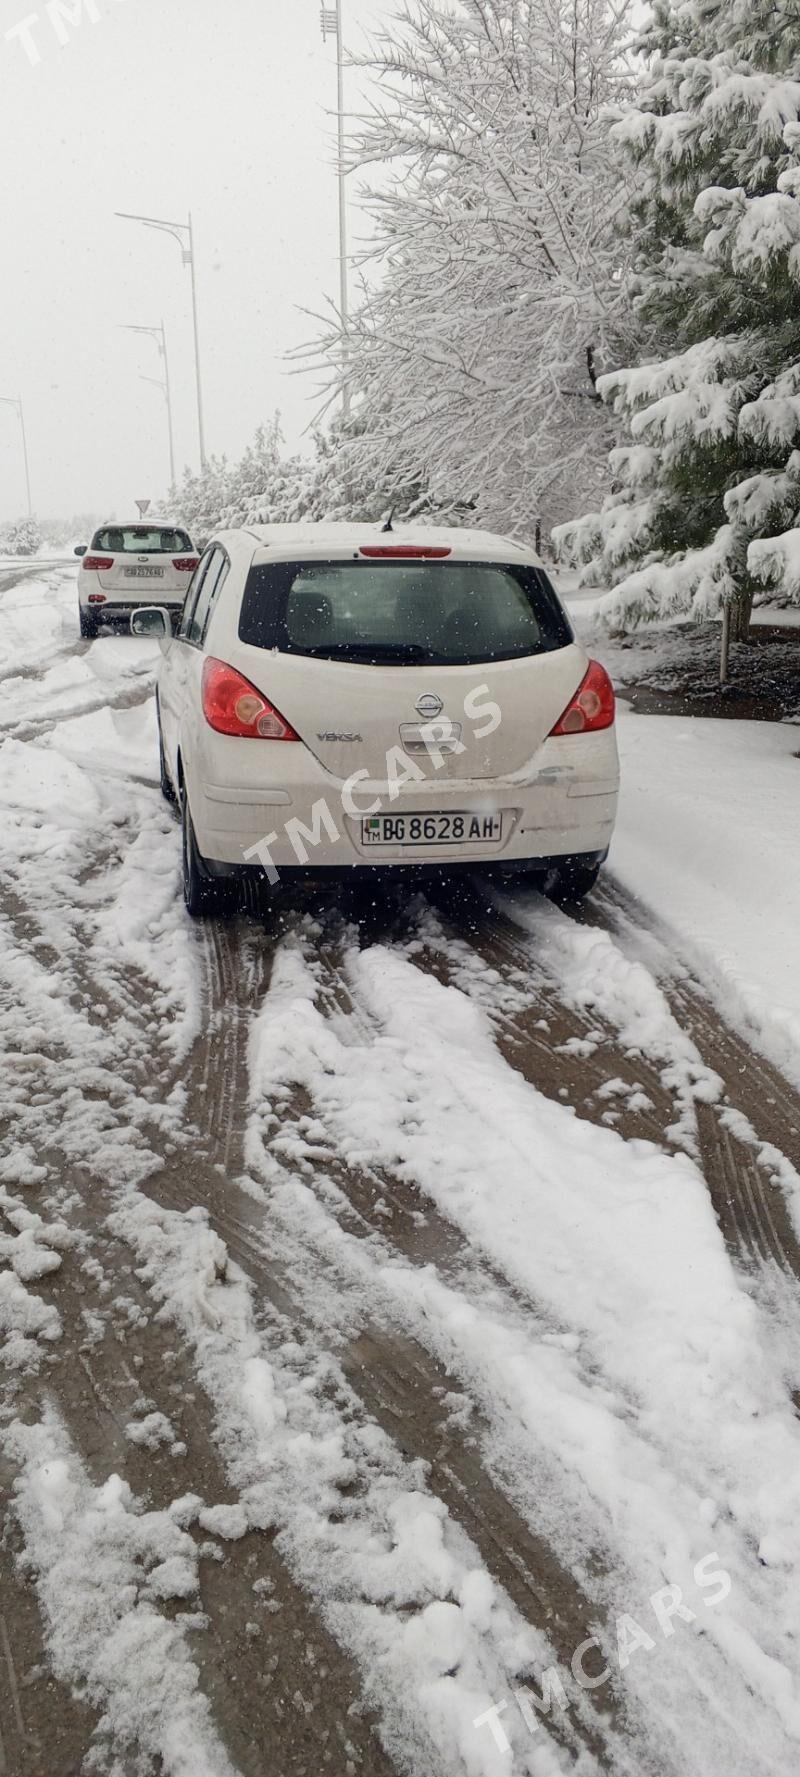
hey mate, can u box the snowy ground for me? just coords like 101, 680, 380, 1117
2, 563, 800, 1777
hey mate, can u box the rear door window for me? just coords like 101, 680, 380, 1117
180, 547, 229, 646
195, 550, 230, 646
179, 550, 214, 641
238, 560, 572, 665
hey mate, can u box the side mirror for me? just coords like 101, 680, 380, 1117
131, 606, 171, 642
74, 545, 87, 557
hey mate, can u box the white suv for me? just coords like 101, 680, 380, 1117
132, 523, 619, 917
76, 521, 199, 638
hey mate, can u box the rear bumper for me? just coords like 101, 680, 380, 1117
183, 727, 619, 878
202, 848, 610, 884
80, 597, 184, 617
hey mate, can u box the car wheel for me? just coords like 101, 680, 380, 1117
157, 708, 177, 805
547, 858, 601, 906
181, 793, 236, 919
79, 609, 98, 640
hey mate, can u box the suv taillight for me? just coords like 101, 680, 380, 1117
549, 661, 615, 735
82, 555, 114, 572
173, 557, 199, 572
201, 658, 300, 740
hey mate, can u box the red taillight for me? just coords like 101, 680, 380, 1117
359, 545, 452, 559
549, 660, 615, 736
88, 594, 106, 605
173, 557, 199, 572
82, 555, 114, 572
201, 657, 300, 741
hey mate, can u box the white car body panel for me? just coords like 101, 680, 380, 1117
155, 523, 619, 875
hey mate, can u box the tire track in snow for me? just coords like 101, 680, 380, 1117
461, 878, 800, 1290
577, 881, 800, 1283
176, 918, 626, 1769
46, 1212, 396, 1777
141, 1156, 620, 1772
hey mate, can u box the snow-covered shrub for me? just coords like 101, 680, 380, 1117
555, 0, 800, 633
0, 517, 42, 557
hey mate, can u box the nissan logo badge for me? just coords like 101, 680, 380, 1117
416, 693, 444, 720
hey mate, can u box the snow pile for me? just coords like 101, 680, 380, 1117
0, 1181, 73, 1371
0, 1270, 61, 1372
0, 1188, 75, 1281
0, 567, 75, 680
3, 1408, 239, 1777
611, 713, 800, 1088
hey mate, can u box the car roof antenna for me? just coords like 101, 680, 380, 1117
380, 508, 395, 534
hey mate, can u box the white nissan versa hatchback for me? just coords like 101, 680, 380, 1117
131, 524, 619, 917
76, 521, 199, 638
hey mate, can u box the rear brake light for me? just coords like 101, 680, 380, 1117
549, 660, 615, 735
173, 557, 199, 572
201, 657, 300, 740
82, 555, 114, 571
88, 594, 106, 605
359, 545, 452, 559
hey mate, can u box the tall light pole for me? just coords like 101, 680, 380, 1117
115, 210, 207, 468
320, 2, 351, 419
0, 395, 32, 517
120, 322, 176, 490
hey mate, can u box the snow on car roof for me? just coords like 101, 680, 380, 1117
222, 521, 535, 562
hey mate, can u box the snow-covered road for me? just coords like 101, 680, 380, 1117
2, 563, 800, 1777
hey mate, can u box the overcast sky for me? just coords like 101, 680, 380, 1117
0, 0, 387, 522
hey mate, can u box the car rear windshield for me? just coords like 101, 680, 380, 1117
238, 560, 573, 666
91, 527, 193, 555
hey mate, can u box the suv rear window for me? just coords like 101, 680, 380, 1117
91, 526, 193, 555
238, 560, 572, 666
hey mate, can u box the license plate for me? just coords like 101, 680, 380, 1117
124, 566, 165, 578
362, 811, 504, 848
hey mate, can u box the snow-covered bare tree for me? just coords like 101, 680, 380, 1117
294, 415, 467, 525
555, 0, 800, 636
312, 0, 638, 538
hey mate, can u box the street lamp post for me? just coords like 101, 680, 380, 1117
0, 395, 32, 517
320, 1, 351, 419
120, 322, 176, 490
116, 210, 207, 468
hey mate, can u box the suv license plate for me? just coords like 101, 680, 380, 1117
124, 567, 164, 578
362, 812, 503, 848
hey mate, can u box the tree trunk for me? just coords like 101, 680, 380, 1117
730, 585, 754, 643
720, 604, 731, 684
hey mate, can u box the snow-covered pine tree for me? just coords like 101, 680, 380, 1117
170, 455, 235, 546
313, 0, 637, 538
217, 417, 308, 528
555, 0, 800, 636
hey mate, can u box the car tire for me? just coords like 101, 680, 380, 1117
79, 609, 98, 640
547, 857, 601, 906
181, 793, 237, 919
157, 707, 177, 805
